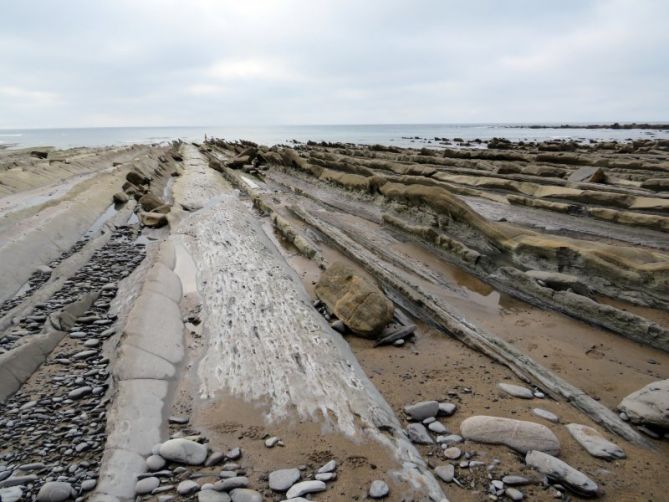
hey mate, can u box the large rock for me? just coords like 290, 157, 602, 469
565, 423, 625, 460
315, 261, 394, 338
159, 438, 208, 465
460, 416, 560, 455
525, 450, 599, 497
618, 379, 669, 430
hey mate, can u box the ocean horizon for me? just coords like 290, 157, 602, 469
2, 123, 668, 150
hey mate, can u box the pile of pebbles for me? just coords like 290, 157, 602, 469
0, 227, 145, 501
0, 237, 89, 323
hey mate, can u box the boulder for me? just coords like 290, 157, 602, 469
159, 438, 208, 465
565, 423, 625, 460
525, 450, 599, 497
139, 193, 170, 213
139, 211, 168, 228
315, 261, 394, 338
568, 166, 605, 183
127, 170, 150, 186
618, 379, 669, 430
113, 192, 129, 204
460, 416, 560, 455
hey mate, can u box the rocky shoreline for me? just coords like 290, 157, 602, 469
0, 137, 668, 501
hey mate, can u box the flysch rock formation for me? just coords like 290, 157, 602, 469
0, 135, 668, 502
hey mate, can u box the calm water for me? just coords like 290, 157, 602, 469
1, 124, 667, 149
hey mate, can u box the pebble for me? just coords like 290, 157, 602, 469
68, 386, 92, 399
369, 480, 390, 498
502, 475, 530, 486
428, 421, 448, 434
36, 482, 74, 502
177, 480, 201, 496
169, 416, 189, 424
285, 480, 327, 499
315, 472, 336, 481
159, 438, 208, 465
136, 477, 161, 495
219, 471, 237, 479
566, 423, 625, 460
407, 423, 434, 444
147, 454, 167, 471
81, 479, 97, 491
506, 487, 524, 501
404, 400, 439, 421
199, 490, 231, 502
438, 402, 457, 416
264, 437, 280, 448
444, 447, 462, 460
226, 447, 241, 460
269, 468, 301, 491
230, 488, 262, 502
206, 452, 225, 467
216, 476, 249, 491
497, 383, 534, 399
434, 464, 455, 483
532, 408, 559, 423
437, 434, 463, 444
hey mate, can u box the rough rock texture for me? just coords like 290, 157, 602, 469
315, 261, 394, 337
618, 379, 669, 429
460, 416, 560, 455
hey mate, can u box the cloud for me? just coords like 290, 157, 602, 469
0, 0, 667, 128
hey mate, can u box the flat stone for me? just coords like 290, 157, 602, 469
198, 490, 231, 502
206, 452, 225, 467
434, 464, 455, 483
36, 482, 73, 502
404, 400, 440, 421
444, 447, 462, 460
438, 402, 457, 416
525, 450, 599, 497
460, 416, 560, 455
502, 475, 531, 486
159, 438, 208, 465
428, 421, 448, 434
177, 480, 200, 496
217, 477, 249, 491
506, 487, 524, 501
436, 434, 463, 444
566, 423, 625, 460
317, 460, 336, 474
136, 477, 161, 495
407, 423, 434, 444
532, 408, 559, 423
146, 454, 167, 471
497, 383, 534, 399
269, 468, 300, 492
315, 472, 336, 481
285, 480, 327, 499
230, 488, 262, 502
369, 480, 389, 498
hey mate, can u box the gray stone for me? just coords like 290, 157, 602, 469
136, 477, 160, 495
230, 488, 262, 502
460, 416, 560, 455
225, 448, 241, 460
497, 383, 534, 399
434, 464, 455, 483
404, 400, 440, 421
525, 450, 599, 497
285, 480, 326, 499
269, 468, 300, 492
407, 423, 434, 444
81, 479, 97, 491
566, 423, 625, 460
532, 408, 559, 423
217, 476, 249, 491
502, 475, 531, 486
443, 447, 461, 460
315, 472, 336, 481
206, 452, 225, 467
159, 438, 208, 465
0, 487, 23, 502
505, 487, 524, 501
177, 480, 200, 496
618, 379, 669, 429
37, 481, 74, 502
68, 386, 92, 399
436, 434, 463, 444
198, 490, 231, 502
317, 460, 336, 474
438, 402, 457, 416
264, 436, 280, 448
369, 480, 389, 498
146, 454, 166, 471
428, 421, 448, 434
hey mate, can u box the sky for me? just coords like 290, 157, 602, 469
0, 0, 667, 128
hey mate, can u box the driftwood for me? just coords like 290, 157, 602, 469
291, 205, 652, 448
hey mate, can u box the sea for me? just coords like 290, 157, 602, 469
1, 124, 668, 150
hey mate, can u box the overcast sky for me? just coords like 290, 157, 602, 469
1, 0, 667, 128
